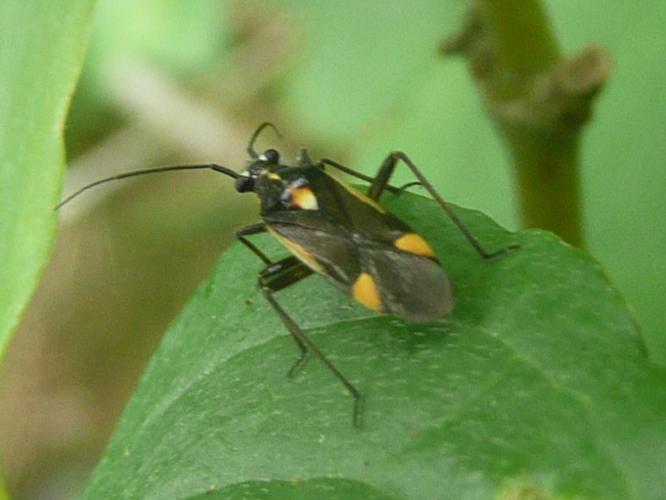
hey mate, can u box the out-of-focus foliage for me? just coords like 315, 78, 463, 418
0, 0, 95, 359
0, 1, 95, 496
0, 477, 8, 500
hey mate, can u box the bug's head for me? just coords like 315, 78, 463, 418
235, 148, 282, 193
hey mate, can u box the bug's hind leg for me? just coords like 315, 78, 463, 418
258, 257, 364, 427
396, 181, 422, 194
320, 158, 404, 194
369, 152, 519, 260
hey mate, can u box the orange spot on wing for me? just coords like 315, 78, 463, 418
352, 272, 382, 312
394, 233, 436, 257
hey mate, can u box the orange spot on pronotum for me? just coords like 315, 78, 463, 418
290, 187, 319, 210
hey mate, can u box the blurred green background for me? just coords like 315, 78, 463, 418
1, 0, 664, 498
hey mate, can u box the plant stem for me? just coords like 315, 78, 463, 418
508, 131, 582, 242
442, 1, 612, 247
483, 0, 559, 86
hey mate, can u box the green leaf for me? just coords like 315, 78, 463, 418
82, 195, 665, 499
0, 1, 96, 361
186, 478, 397, 500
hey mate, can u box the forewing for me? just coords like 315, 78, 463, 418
266, 216, 362, 289
362, 246, 453, 322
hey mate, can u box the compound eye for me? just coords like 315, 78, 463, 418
234, 175, 255, 193
262, 148, 280, 164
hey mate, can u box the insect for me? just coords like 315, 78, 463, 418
58, 123, 518, 426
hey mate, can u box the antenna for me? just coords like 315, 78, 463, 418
56, 163, 239, 210
247, 122, 282, 159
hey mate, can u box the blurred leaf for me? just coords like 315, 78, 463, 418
66, 0, 228, 156
81, 194, 665, 499
1, 0, 95, 489
91, 0, 227, 76
0, 2, 96, 351
276, 0, 465, 143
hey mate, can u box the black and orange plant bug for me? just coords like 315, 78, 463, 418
58, 123, 518, 426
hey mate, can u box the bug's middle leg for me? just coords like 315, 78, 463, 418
258, 258, 363, 426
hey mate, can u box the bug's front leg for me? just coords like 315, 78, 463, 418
257, 256, 312, 374
369, 152, 520, 260
235, 223, 273, 265
258, 257, 364, 427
